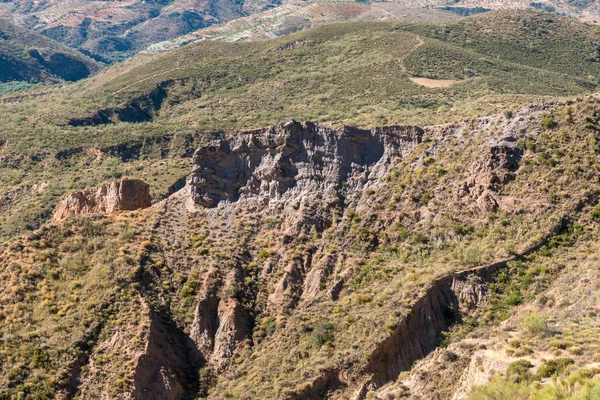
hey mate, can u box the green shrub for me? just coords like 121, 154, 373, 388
115, 378, 127, 390
519, 312, 547, 337
468, 377, 529, 400
536, 358, 575, 378
471, 368, 600, 400
507, 359, 533, 383
541, 116, 558, 129
310, 321, 335, 348
505, 290, 523, 306
263, 317, 276, 336
422, 156, 435, 166
357, 294, 372, 304
258, 249, 273, 259
397, 225, 409, 240
32, 349, 51, 369
590, 205, 600, 220
119, 227, 136, 242
180, 279, 201, 298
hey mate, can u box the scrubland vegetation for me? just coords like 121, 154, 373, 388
2, 9, 600, 400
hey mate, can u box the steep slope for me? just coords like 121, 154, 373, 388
3, 95, 600, 399
0, 19, 101, 84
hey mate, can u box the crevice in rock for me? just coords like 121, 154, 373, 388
165, 175, 188, 197
286, 369, 343, 400
131, 309, 204, 400
189, 265, 257, 375
128, 255, 206, 400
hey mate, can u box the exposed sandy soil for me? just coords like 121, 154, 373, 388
409, 77, 459, 88
580, 15, 600, 25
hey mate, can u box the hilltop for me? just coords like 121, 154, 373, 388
406, 10, 600, 80
145, 3, 460, 51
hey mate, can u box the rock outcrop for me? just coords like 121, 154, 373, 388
451, 352, 509, 400
52, 178, 151, 222
187, 120, 423, 208
178, 120, 425, 383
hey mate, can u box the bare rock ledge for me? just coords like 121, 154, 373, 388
52, 178, 151, 222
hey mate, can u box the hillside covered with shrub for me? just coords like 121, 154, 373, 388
2, 9, 600, 400
0, 20, 101, 86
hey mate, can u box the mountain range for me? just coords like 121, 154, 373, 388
2, 0, 600, 61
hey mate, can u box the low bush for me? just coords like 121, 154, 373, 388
536, 358, 575, 378
519, 312, 548, 337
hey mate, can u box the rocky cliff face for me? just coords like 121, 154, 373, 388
166, 110, 558, 399
52, 179, 151, 222
187, 120, 423, 208
178, 121, 425, 377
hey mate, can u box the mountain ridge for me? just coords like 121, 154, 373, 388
3, 0, 600, 60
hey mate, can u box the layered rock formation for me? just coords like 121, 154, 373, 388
175, 115, 551, 399
52, 178, 151, 222
187, 120, 423, 208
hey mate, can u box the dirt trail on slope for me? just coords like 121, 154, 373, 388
400, 34, 463, 88
112, 67, 181, 96
154, 188, 190, 269
398, 34, 424, 72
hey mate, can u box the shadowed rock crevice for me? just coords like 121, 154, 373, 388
126, 253, 206, 400
67, 82, 172, 126
287, 369, 344, 400
131, 310, 204, 400
189, 268, 255, 373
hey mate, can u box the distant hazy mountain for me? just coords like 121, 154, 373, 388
1, 0, 600, 61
